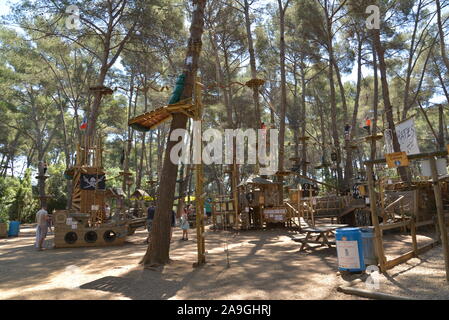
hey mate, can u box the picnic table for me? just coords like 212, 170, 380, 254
296, 224, 348, 252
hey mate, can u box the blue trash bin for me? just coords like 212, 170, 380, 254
8, 221, 20, 237
336, 227, 365, 272
361, 227, 378, 266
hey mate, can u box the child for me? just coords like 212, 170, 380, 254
180, 206, 190, 241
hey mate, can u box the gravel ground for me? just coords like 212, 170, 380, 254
0, 224, 447, 300
351, 245, 449, 299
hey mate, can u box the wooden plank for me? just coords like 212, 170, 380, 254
386, 251, 415, 270
416, 219, 435, 228
365, 150, 448, 165
380, 220, 410, 231
385, 240, 440, 270
384, 195, 405, 212
337, 286, 413, 300
417, 240, 439, 254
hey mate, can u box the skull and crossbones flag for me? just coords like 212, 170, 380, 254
80, 174, 106, 190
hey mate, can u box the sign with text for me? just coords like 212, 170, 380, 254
395, 118, 420, 155
386, 152, 409, 168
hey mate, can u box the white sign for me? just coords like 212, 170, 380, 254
395, 118, 420, 155
66, 218, 72, 225
336, 240, 360, 269
420, 158, 448, 177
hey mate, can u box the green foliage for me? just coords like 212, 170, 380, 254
0, 169, 38, 223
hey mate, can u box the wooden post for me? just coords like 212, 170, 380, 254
379, 178, 386, 222
413, 189, 419, 221
366, 163, 387, 272
194, 80, 206, 266
309, 189, 315, 227
400, 198, 406, 232
429, 156, 449, 281
410, 217, 418, 256
297, 186, 301, 232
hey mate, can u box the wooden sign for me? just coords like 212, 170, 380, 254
386, 152, 409, 168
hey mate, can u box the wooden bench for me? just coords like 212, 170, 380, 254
294, 224, 348, 252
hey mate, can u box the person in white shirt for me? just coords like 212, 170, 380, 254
35, 207, 49, 251
105, 204, 111, 219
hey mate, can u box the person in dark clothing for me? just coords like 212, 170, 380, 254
170, 210, 176, 241
146, 205, 155, 243
344, 124, 351, 141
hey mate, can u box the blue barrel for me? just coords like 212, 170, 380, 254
361, 227, 378, 266
336, 228, 365, 272
8, 221, 20, 237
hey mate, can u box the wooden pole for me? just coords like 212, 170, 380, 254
379, 178, 386, 222
366, 163, 387, 272
194, 80, 206, 266
410, 217, 418, 255
429, 156, 449, 281
309, 189, 315, 227
337, 286, 413, 300
297, 185, 301, 232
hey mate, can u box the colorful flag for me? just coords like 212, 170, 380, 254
80, 116, 88, 130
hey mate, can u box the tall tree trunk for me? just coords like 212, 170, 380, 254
209, 31, 233, 128
372, 29, 409, 182
300, 64, 307, 176
86, 66, 108, 137
243, 0, 261, 127
123, 73, 136, 196
439, 104, 445, 150
277, 0, 290, 198
371, 40, 379, 160
137, 86, 149, 189
57, 95, 73, 209
142, 0, 207, 267
344, 32, 363, 189
436, 0, 449, 72
402, 0, 423, 120
327, 18, 343, 192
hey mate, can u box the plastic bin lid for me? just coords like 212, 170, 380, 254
336, 227, 360, 233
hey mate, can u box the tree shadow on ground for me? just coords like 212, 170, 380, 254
79, 261, 202, 300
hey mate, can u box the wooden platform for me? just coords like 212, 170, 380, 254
128, 100, 194, 132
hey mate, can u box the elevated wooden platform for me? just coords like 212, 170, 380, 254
128, 100, 194, 132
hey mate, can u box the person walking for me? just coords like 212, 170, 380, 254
35, 207, 49, 251
169, 209, 176, 242
180, 206, 190, 241
204, 198, 212, 224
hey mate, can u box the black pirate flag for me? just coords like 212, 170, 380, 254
80, 174, 106, 190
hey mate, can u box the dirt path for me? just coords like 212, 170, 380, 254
0, 224, 447, 300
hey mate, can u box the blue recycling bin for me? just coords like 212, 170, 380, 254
336, 228, 365, 272
360, 227, 378, 266
8, 221, 20, 237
